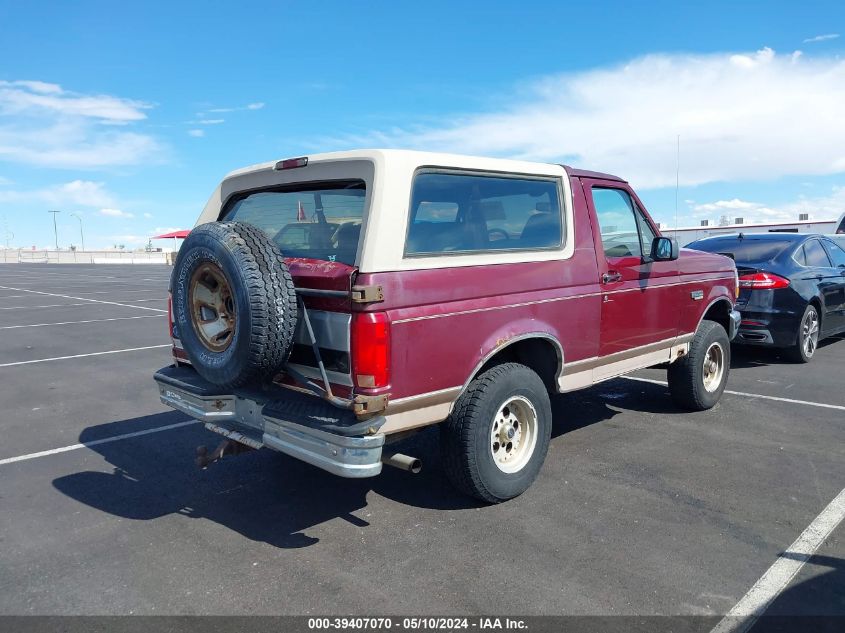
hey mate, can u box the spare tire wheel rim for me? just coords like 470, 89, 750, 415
189, 262, 237, 352
490, 396, 539, 474
702, 341, 725, 392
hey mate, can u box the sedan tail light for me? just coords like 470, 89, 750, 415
738, 272, 790, 289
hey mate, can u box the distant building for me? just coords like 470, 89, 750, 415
663, 212, 843, 246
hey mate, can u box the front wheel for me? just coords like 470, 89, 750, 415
667, 320, 730, 411
440, 363, 552, 503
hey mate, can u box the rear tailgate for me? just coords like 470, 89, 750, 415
170, 257, 359, 394
284, 258, 357, 393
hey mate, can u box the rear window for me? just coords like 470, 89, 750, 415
686, 237, 794, 264
221, 180, 366, 265
405, 171, 562, 256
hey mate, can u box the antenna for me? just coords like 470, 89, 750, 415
674, 134, 680, 229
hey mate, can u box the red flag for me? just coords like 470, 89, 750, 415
297, 200, 306, 222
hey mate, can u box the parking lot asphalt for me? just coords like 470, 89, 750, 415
0, 263, 842, 620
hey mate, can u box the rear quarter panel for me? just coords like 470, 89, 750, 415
354, 177, 601, 402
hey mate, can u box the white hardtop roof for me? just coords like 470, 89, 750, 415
222, 149, 564, 181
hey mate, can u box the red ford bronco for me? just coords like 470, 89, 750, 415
154, 150, 740, 502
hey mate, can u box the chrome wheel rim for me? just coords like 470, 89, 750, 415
802, 309, 819, 358
490, 396, 538, 474
702, 342, 725, 393
189, 263, 236, 352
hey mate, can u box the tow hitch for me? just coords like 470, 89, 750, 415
195, 439, 255, 469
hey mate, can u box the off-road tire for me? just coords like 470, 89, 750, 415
667, 320, 730, 411
440, 363, 552, 503
785, 304, 820, 364
171, 221, 298, 389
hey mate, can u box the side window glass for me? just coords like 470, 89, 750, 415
823, 240, 845, 268
405, 172, 562, 256
804, 240, 833, 268
793, 245, 807, 266
592, 188, 642, 259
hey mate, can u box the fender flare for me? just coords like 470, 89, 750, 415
451, 332, 565, 412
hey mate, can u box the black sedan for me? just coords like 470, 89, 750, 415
686, 233, 845, 362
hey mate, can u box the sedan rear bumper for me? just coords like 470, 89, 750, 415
732, 308, 801, 348
728, 309, 741, 341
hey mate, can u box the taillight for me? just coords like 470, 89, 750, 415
273, 156, 308, 170
351, 312, 390, 389
738, 272, 790, 289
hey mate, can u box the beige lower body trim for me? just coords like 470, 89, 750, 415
381, 386, 461, 434
381, 334, 695, 434
381, 401, 454, 434
559, 334, 693, 392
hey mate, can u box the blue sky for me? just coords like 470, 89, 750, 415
1, 0, 844, 249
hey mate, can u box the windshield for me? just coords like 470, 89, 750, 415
221, 180, 366, 265
687, 236, 794, 264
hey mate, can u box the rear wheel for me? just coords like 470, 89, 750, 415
440, 363, 552, 503
667, 320, 730, 411
786, 304, 820, 363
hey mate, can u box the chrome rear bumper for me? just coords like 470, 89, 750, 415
154, 366, 385, 478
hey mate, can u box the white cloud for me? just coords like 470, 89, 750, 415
99, 208, 134, 218
108, 234, 144, 245
10, 81, 63, 95
803, 33, 839, 43
0, 80, 151, 121
688, 187, 845, 226
0, 179, 115, 207
332, 48, 845, 190
204, 102, 265, 114
197, 118, 224, 124
143, 212, 153, 219
187, 129, 205, 137
153, 226, 183, 235
0, 80, 163, 168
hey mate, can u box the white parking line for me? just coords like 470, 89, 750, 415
0, 303, 93, 310
0, 344, 170, 367
0, 315, 164, 330
0, 284, 166, 313
0, 289, 162, 298
710, 487, 845, 633
0, 420, 199, 466
622, 376, 845, 412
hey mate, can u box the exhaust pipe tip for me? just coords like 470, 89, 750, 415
382, 452, 422, 474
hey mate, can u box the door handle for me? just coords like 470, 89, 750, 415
602, 271, 622, 284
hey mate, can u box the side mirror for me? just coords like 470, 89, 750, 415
651, 236, 679, 261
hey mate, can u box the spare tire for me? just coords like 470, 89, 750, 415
171, 221, 298, 389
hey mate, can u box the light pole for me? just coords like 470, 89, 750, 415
48, 210, 60, 249
70, 213, 85, 251
2, 215, 12, 249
